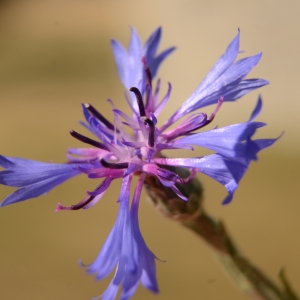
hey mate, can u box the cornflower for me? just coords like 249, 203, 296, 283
0, 27, 277, 300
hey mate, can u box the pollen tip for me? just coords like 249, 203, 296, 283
55, 203, 62, 213
78, 259, 87, 268
55, 203, 71, 212
84, 103, 90, 108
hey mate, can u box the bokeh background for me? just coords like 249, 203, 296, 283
0, 1, 299, 299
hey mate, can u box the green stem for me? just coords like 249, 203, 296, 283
144, 167, 299, 300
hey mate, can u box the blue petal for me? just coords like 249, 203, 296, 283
175, 54, 263, 117
199, 79, 268, 115
155, 155, 247, 204
189, 30, 240, 98
160, 32, 268, 131
1, 175, 77, 207
86, 176, 133, 279
174, 31, 241, 116
192, 155, 247, 204
144, 27, 162, 62
129, 27, 142, 61
253, 137, 280, 150
170, 98, 277, 163
88, 226, 120, 279
154, 82, 172, 117
0, 156, 82, 207
81, 103, 92, 123
247, 136, 281, 161
144, 27, 176, 79
0, 162, 81, 187
249, 96, 262, 121
221, 79, 268, 103
88, 175, 158, 300
226, 53, 262, 81
128, 27, 143, 89
0, 155, 57, 170
156, 129, 278, 205
117, 267, 141, 297
98, 281, 118, 300
130, 175, 159, 293
177, 78, 268, 113
147, 47, 176, 80
111, 29, 143, 91
112, 27, 175, 94
173, 122, 266, 160
111, 39, 132, 89
120, 282, 140, 300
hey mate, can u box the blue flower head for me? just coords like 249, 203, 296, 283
0, 27, 278, 299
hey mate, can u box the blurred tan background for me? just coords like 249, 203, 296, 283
0, 0, 299, 299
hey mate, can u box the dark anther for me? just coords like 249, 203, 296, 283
70, 130, 108, 151
85, 103, 116, 131
142, 57, 152, 89
142, 57, 152, 109
100, 158, 129, 169
71, 195, 95, 210
144, 84, 151, 111
129, 87, 146, 117
56, 194, 96, 211
145, 119, 155, 148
